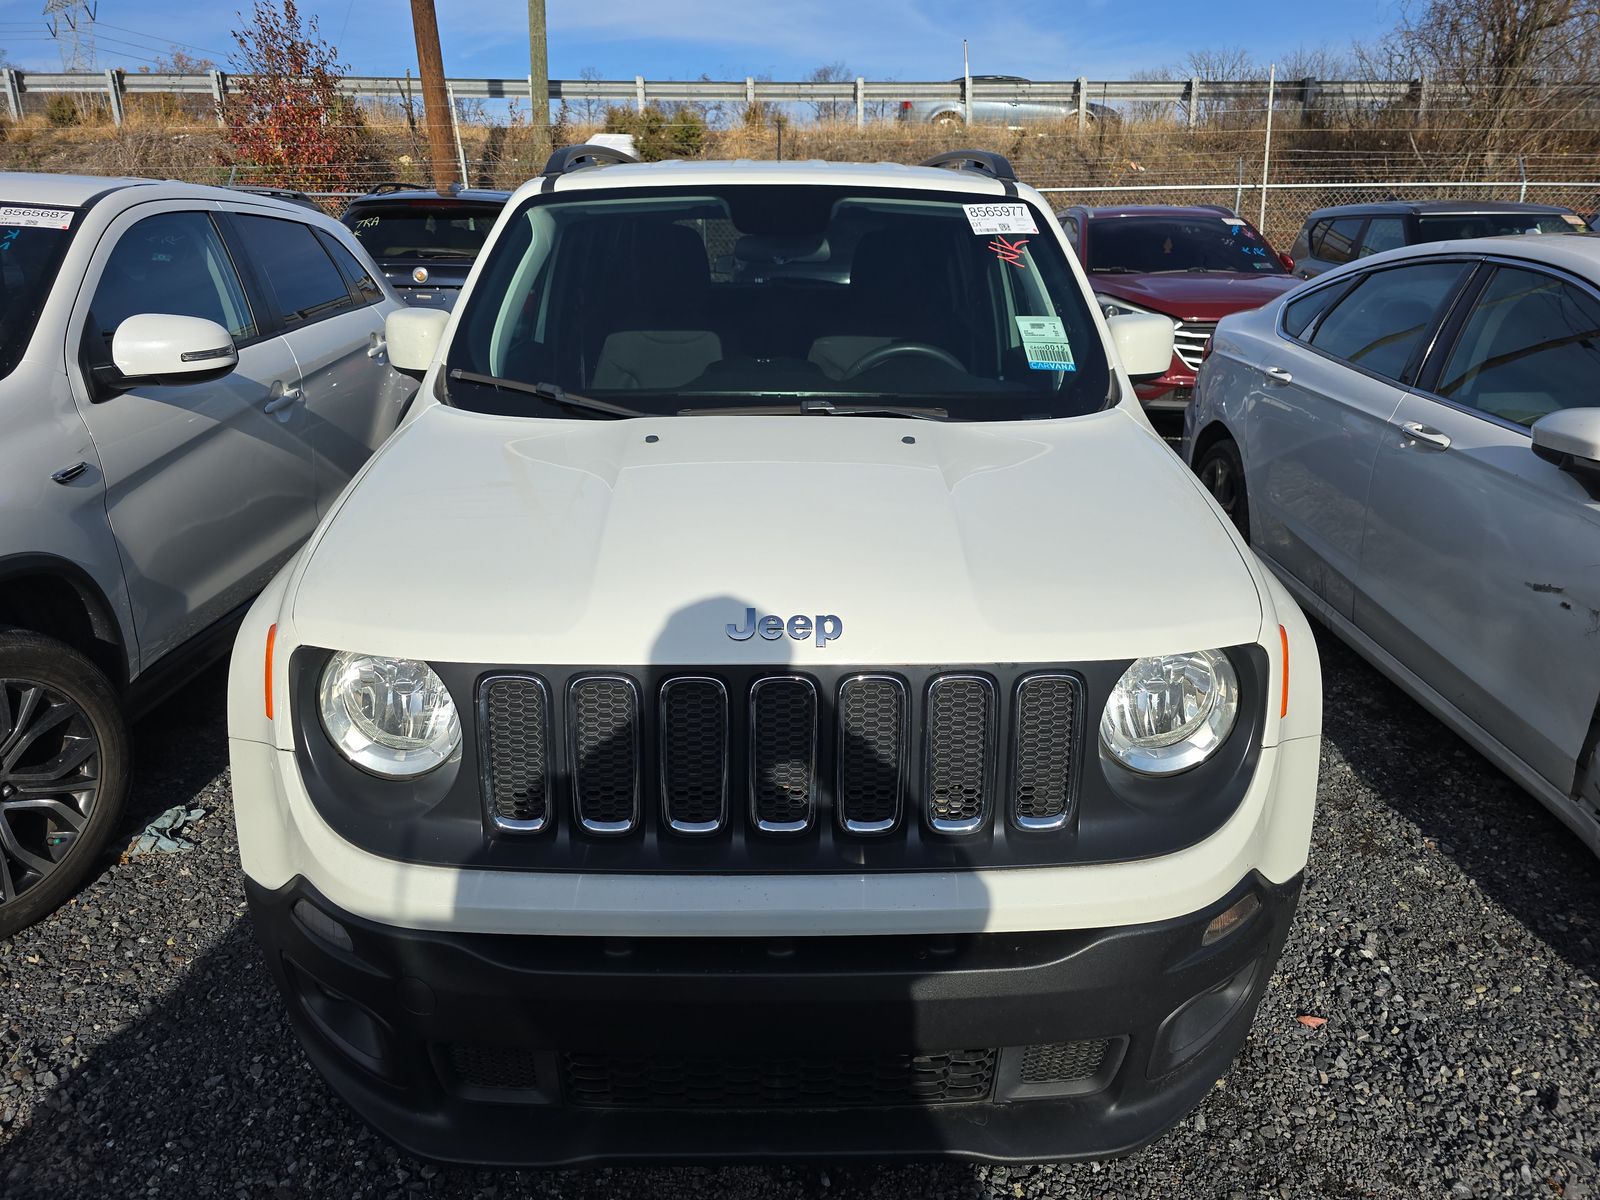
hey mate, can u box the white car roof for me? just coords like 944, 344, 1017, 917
511, 158, 1021, 205
0, 171, 326, 221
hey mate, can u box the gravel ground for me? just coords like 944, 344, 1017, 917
2, 630, 1597, 1199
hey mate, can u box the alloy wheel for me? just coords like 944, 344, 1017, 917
1200, 456, 1238, 518
0, 678, 101, 907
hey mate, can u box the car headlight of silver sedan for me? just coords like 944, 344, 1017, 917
1100, 649, 1240, 775
318, 651, 461, 777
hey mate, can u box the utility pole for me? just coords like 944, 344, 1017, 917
409, 0, 457, 193
528, 0, 549, 143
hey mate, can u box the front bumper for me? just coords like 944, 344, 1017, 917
246, 870, 1302, 1166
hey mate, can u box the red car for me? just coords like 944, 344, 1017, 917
1055, 205, 1300, 411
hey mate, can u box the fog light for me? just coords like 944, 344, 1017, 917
1202, 891, 1261, 946
293, 899, 354, 952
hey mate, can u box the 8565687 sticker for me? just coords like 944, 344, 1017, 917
0, 206, 73, 230
964, 203, 1038, 236
1017, 315, 1076, 371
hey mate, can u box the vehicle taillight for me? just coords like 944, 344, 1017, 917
901, 100, 912, 111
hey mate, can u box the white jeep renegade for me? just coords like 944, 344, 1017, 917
226, 146, 1322, 1165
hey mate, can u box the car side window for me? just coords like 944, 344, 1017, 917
1282, 280, 1354, 339
1436, 266, 1600, 427
1314, 217, 1364, 266
315, 230, 384, 306
1307, 261, 1467, 381
89, 211, 255, 349
230, 214, 353, 327
1359, 217, 1406, 257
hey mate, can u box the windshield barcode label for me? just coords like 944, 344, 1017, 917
1017, 315, 1076, 371
0, 206, 73, 230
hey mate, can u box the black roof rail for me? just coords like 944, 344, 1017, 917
226, 185, 319, 210
916, 149, 1018, 183
542, 143, 641, 176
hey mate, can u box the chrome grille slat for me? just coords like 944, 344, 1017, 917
749, 676, 818, 834
659, 677, 729, 835
837, 675, 907, 835
569, 675, 641, 835
1011, 674, 1080, 832
1172, 320, 1217, 371
479, 675, 552, 833
925, 675, 996, 835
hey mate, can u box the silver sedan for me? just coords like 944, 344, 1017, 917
1183, 234, 1600, 856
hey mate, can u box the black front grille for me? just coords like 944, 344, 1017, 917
447, 1043, 542, 1091
926, 676, 995, 833
481, 676, 550, 830
1018, 1039, 1109, 1084
562, 1048, 996, 1110
569, 677, 639, 834
750, 677, 817, 832
659, 678, 728, 833
837, 676, 907, 833
1011, 675, 1081, 830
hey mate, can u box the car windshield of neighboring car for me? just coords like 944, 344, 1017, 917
1086, 215, 1288, 275
345, 202, 499, 260
1415, 212, 1586, 240
0, 208, 75, 381
445, 184, 1112, 421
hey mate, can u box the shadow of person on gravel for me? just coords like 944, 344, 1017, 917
1313, 628, 1600, 981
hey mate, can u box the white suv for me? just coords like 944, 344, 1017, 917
0, 173, 413, 936
227, 147, 1322, 1164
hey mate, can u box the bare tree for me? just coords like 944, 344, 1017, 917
804, 61, 853, 122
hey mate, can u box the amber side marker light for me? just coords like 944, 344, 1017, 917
1278, 624, 1289, 719
265, 624, 278, 719
1203, 891, 1262, 945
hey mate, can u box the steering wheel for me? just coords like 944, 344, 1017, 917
842, 342, 965, 379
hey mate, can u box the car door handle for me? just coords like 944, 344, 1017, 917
1398, 421, 1451, 451
1266, 367, 1294, 385
263, 384, 302, 414
367, 332, 387, 359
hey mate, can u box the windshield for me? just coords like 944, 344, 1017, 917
445, 185, 1110, 421
1416, 212, 1587, 240
1087, 215, 1287, 275
0, 206, 75, 381
345, 203, 499, 260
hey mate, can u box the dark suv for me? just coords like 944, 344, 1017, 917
1055, 204, 1299, 411
1288, 200, 1588, 279
341, 184, 510, 309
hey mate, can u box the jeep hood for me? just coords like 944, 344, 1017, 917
291, 404, 1262, 665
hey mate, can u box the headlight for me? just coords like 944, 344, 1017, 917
1100, 649, 1239, 775
318, 651, 461, 777
1094, 293, 1163, 321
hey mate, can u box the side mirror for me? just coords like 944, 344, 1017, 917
1532, 408, 1600, 478
1106, 312, 1175, 379
386, 307, 451, 376
108, 314, 237, 389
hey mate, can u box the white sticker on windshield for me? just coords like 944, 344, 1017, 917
1221, 217, 1246, 226
964, 203, 1038, 236
0, 206, 73, 230
1017, 315, 1076, 371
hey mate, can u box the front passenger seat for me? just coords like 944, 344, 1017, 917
592, 225, 722, 390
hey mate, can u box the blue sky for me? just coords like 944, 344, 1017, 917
1, 0, 1402, 81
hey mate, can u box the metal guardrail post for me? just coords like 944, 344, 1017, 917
636, 75, 646, 113
1, 69, 21, 121
209, 69, 227, 125
745, 76, 755, 113
1076, 78, 1087, 132
104, 69, 125, 126
1188, 77, 1199, 129
855, 76, 864, 128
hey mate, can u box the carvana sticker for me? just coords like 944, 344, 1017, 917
0, 206, 73, 230
1017, 315, 1076, 371
964, 203, 1038, 236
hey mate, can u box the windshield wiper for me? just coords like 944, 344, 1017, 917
447, 370, 645, 418
1089, 266, 1139, 274
678, 398, 947, 420
413, 249, 479, 259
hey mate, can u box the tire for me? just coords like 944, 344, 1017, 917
1195, 437, 1251, 543
932, 111, 965, 127
0, 630, 130, 938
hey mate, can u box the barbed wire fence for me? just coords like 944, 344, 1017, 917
2, 69, 1596, 243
